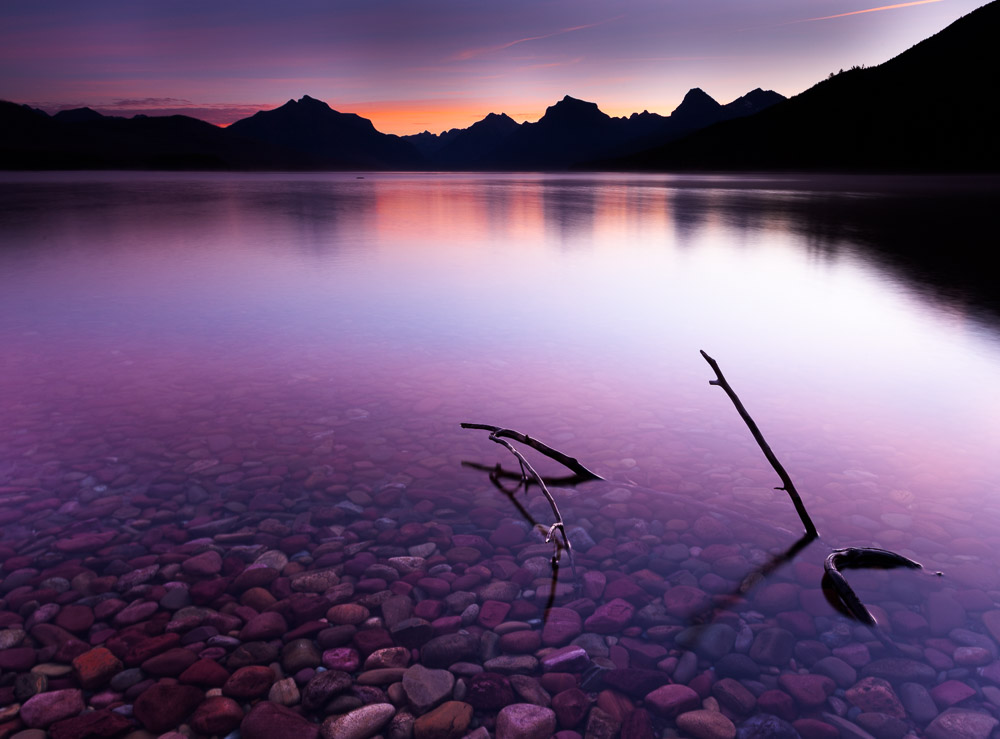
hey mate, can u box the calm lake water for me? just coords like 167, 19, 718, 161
2, 171, 1000, 737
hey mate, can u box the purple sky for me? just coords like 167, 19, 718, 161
0, 0, 985, 135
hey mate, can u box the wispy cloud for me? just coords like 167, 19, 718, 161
795, 0, 945, 24
452, 17, 623, 61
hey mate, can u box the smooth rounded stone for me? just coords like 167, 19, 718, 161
71, 646, 122, 690
46, 707, 133, 739
264, 675, 299, 705
142, 646, 199, 676
133, 681, 204, 733
190, 695, 244, 736
749, 628, 795, 666
15, 672, 47, 702
898, 681, 938, 724
109, 667, 145, 692
844, 676, 906, 718
322, 703, 397, 739
675, 623, 737, 661
365, 646, 410, 670
302, 669, 353, 710
240, 611, 288, 641
931, 679, 977, 709
584, 599, 634, 634
419, 633, 479, 668
322, 646, 361, 672
381, 595, 415, 630
223, 665, 277, 700
551, 687, 590, 729
855, 711, 909, 739
602, 668, 669, 698
0, 645, 35, 671
484, 655, 539, 674
0, 628, 26, 649
499, 629, 541, 654
777, 673, 836, 708
353, 628, 395, 657
791, 717, 839, 739
645, 684, 700, 717
950, 628, 998, 657
478, 600, 512, 630
183, 550, 223, 576
392, 617, 435, 649
735, 713, 800, 739
925, 708, 1000, 739
477, 581, 520, 603
290, 567, 340, 593
509, 674, 551, 707
465, 672, 515, 711
283, 638, 322, 672
19, 689, 85, 729
412, 700, 473, 739
403, 664, 455, 713
955, 646, 992, 667
228, 640, 280, 669
712, 678, 756, 715
242, 700, 321, 739
585, 705, 619, 739
813, 656, 857, 688
54, 604, 95, 634
676, 709, 736, 739
356, 667, 408, 685
112, 599, 159, 627
716, 653, 760, 680
496, 703, 557, 739
758, 690, 797, 722
328, 603, 370, 626
541, 645, 590, 673
541, 607, 582, 646
862, 658, 937, 683
663, 585, 712, 619
178, 658, 231, 687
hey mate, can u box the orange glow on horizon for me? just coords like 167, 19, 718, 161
334, 100, 536, 136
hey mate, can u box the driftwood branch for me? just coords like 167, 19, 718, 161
461, 424, 575, 569
461, 423, 602, 481
823, 547, 926, 626
699, 350, 818, 539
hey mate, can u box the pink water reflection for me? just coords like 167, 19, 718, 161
2, 171, 1000, 582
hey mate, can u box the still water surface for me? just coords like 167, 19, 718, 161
2, 171, 1000, 735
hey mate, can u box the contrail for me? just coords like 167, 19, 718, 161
454, 16, 623, 61
800, 0, 945, 23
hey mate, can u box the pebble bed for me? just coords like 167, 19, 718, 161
3, 433, 1000, 739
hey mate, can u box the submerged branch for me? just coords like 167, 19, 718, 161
462, 423, 575, 573
824, 547, 926, 626
461, 423, 602, 481
700, 350, 818, 539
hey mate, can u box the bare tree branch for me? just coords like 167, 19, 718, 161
461, 423, 602, 481
700, 350, 818, 539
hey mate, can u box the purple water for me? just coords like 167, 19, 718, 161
2, 171, 1000, 737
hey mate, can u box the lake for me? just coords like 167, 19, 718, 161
2, 171, 1000, 737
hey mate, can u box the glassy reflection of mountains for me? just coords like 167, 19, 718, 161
2, 1, 997, 172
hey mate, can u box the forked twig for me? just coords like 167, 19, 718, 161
461, 423, 602, 481
461, 424, 575, 570
699, 350, 818, 539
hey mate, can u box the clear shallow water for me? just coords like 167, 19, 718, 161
2, 171, 1000, 736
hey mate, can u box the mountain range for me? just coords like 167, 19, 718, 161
0, 86, 782, 171
1, 1, 996, 172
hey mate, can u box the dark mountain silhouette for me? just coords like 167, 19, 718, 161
401, 89, 783, 170
226, 95, 423, 169
0, 101, 299, 169
616, 1, 1000, 171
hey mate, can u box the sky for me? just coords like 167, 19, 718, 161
0, 0, 987, 135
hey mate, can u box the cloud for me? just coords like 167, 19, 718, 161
111, 97, 193, 107
452, 16, 623, 61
